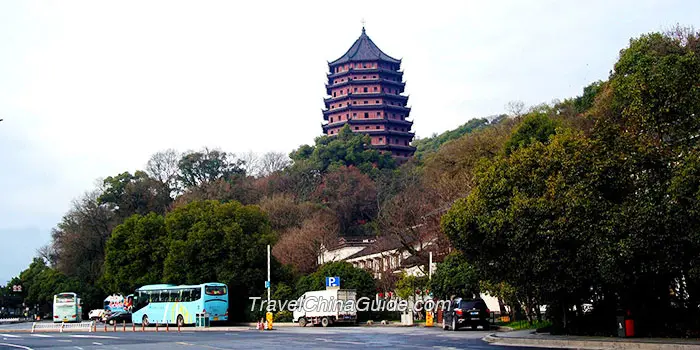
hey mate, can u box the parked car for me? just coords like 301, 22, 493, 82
104, 310, 132, 325
442, 297, 490, 331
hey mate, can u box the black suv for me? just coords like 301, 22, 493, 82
442, 297, 490, 331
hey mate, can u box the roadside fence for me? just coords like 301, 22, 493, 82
31, 321, 94, 333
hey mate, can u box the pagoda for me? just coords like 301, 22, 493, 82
322, 27, 415, 161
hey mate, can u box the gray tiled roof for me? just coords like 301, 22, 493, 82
330, 28, 401, 66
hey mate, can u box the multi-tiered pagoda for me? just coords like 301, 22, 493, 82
322, 27, 415, 161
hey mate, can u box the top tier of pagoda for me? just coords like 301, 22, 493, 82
321, 27, 416, 161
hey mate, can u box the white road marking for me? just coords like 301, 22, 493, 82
92, 342, 103, 346
0, 334, 21, 338
30, 334, 53, 338
69, 334, 119, 339
74, 347, 84, 350
0, 343, 34, 350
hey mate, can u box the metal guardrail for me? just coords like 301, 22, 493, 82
31, 321, 94, 333
0, 318, 21, 323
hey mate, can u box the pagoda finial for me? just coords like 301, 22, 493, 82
361, 18, 366, 34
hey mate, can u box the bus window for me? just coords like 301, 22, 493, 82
205, 286, 227, 296
182, 289, 191, 302
55, 293, 76, 303
191, 288, 201, 301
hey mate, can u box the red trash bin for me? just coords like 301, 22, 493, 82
624, 310, 634, 337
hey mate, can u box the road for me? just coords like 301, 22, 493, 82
0, 326, 559, 349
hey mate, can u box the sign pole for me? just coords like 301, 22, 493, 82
267, 244, 271, 305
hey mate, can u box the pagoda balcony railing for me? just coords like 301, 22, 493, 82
324, 92, 409, 104
325, 78, 406, 91
322, 117, 414, 126
322, 104, 411, 116
327, 67, 404, 79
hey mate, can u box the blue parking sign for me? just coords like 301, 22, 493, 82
326, 276, 340, 287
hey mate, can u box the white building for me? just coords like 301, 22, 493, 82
318, 236, 503, 313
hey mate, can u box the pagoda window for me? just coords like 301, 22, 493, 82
376, 126, 380, 129
353, 101, 357, 105
375, 100, 379, 104
379, 137, 383, 143
364, 101, 368, 104
353, 113, 357, 117
404, 141, 409, 146
374, 87, 378, 91
365, 126, 369, 130
364, 113, 369, 118
330, 117, 334, 123
346, 113, 349, 118
363, 87, 368, 92
354, 127, 359, 130
347, 102, 350, 106
363, 76, 366, 79
333, 92, 336, 97
373, 75, 377, 78
377, 112, 381, 117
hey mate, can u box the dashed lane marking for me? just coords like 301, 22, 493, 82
0, 334, 21, 338
30, 334, 53, 338
92, 342, 103, 346
69, 334, 119, 339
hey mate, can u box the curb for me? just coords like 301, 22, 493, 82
483, 334, 700, 350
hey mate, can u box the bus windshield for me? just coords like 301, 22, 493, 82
55, 294, 76, 303
205, 286, 227, 296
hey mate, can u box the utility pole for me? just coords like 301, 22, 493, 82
429, 251, 433, 279
267, 244, 271, 304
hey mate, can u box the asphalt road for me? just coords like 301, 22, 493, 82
0, 326, 559, 349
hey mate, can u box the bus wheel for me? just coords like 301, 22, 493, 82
142, 315, 149, 327
321, 317, 330, 327
298, 317, 307, 327
177, 315, 184, 327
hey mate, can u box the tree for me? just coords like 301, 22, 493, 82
258, 194, 316, 232
442, 130, 608, 327
50, 190, 115, 287
259, 152, 291, 177
145, 149, 180, 193
504, 112, 558, 155
162, 200, 278, 320
573, 81, 604, 114
101, 213, 168, 294
290, 125, 396, 176
312, 166, 377, 235
177, 148, 245, 189
429, 251, 479, 300
98, 171, 172, 219
272, 209, 339, 274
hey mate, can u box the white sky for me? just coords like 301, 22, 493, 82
1, 0, 697, 282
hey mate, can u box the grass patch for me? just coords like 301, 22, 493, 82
499, 320, 552, 330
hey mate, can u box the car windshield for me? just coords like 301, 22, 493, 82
205, 285, 227, 296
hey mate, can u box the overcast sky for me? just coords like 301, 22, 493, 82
1, 0, 697, 283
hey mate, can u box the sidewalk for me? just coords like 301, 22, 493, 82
484, 330, 700, 349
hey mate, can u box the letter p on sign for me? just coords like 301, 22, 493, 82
326, 276, 340, 287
